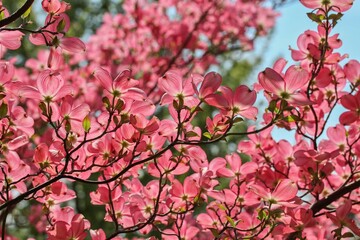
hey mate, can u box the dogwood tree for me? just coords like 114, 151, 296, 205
0, 0, 359, 239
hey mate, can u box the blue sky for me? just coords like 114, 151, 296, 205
262, 1, 360, 67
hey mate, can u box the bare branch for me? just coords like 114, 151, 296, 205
0, 0, 34, 28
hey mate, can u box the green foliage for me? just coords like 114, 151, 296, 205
222, 57, 262, 89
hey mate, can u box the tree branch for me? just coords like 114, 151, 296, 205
0, 0, 34, 28
311, 179, 360, 214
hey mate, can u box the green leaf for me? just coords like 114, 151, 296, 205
210, 229, 219, 237
102, 97, 111, 110
82, 115, 91, 132
190, 105, 202, 114
306, 12, 324, 23
39, 102, 47, 116
329, 13, 343, 21
233, 117, 243, 124
284, 115, 296, 123
21, 6, 32, 19
258, 209, 268, 220
268, 99, 277, 113
57, 19, 66, 32
65, 120, 71, 133
226, 216, 235, 227
332, 227, 342, 237
0, 102, 8, 118
185, 131, 199, 138
178, 95, 184, 109
113, 115, 119, 125
203, 132, 212, 139
115, 99, 124, 112
280, 99, 288, 110
172, 100, 179, 111
121, 114, 129, 123
341, 232, 355, 238
217, 204, 226, 211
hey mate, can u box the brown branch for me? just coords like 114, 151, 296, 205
287, 180, 360, 240
311, 180, 360, 215
0, 0, 34, 28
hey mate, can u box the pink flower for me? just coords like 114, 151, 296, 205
207, 85, 258, 120
47, 206, 90, 240
300, 0, 353, 12
259, 64, 312, 106
169, 177, 199, 210
339, 92, 360, 125
251, 179, 298, 207
344, 59, 360, 85
42, 0, 70, 14
20, 70, 73, 102
37, 182, 76, 207
159, 70, 196, 106
93, 67, 144, 100
216, 153, 258, 179
197, 208, 224, 230
59, 100, 90, 133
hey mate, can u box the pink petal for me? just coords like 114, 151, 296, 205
0, 31, 24, 50
273, 58, 288, 73
217, 168, 234, 178
339, 111, 358, 125
299, 0, 322, 9
234, 85, 256, 107
240, 162, 258, 175
344, 60, 360, 84
185, 227, 199, 239
288, 93, 312, 106
272, 179, 297, 202
170, 179, 183, 197
341, 94, 358, 110
199, 72, 222, 99
18, 85, 42, 100
8, 135, 28, 150
259, 68, 284, 94
159, 71, 183, 96
284, 65, 309, 93
183, 177, 198, 197
240, 106, 258, 120
37, 70, 64, 97
70, 104, 90, 120
93, 67, 113, 92
336, 199, 352, 220
53, 85, 74, 100
60, 37, 86, 53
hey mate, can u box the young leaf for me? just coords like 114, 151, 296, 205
21, 6, 32, 19
0, 102, 8, 118
82, 115, 91, 132
203, 132, 212, 139
65, 120, 71, 133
